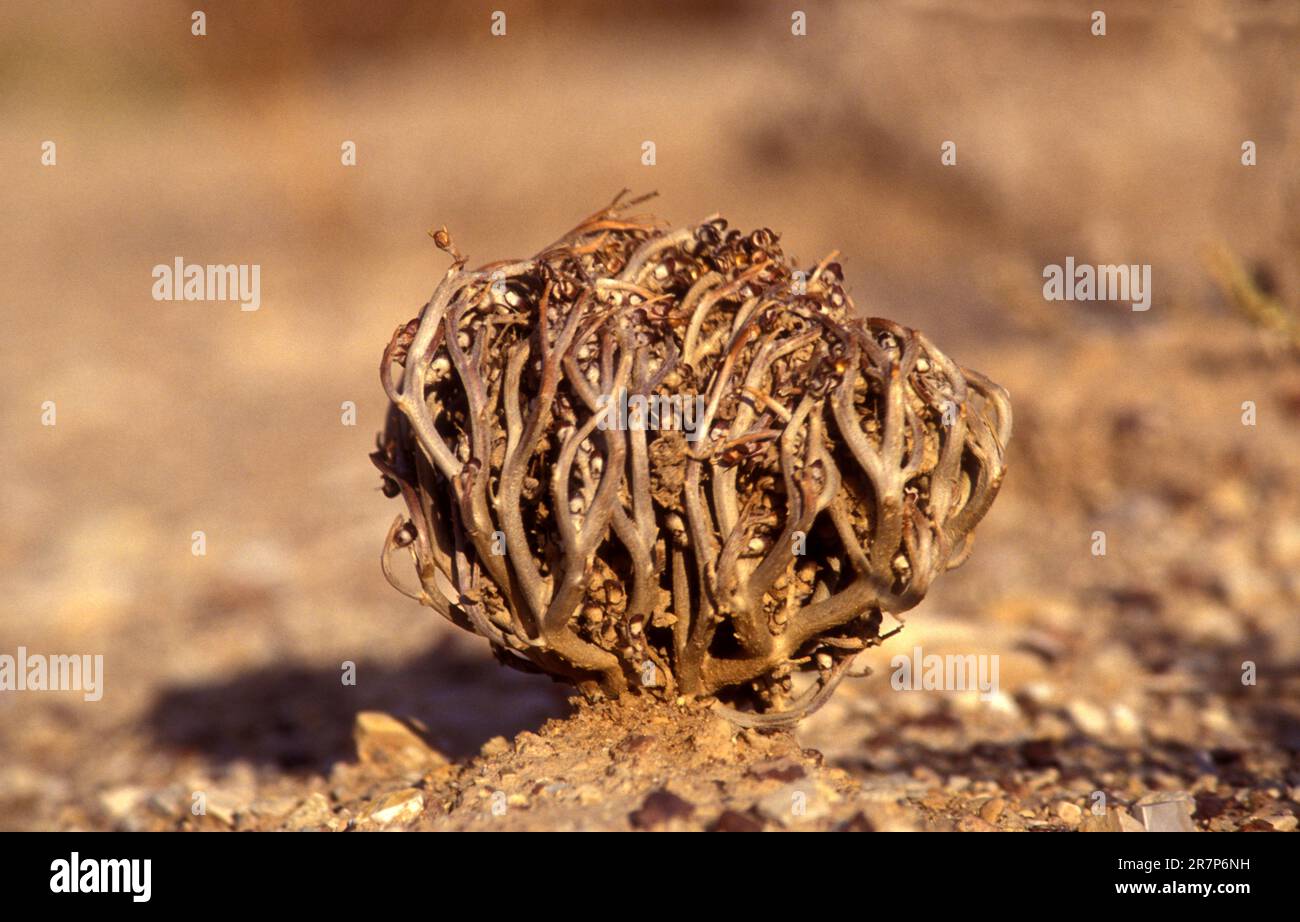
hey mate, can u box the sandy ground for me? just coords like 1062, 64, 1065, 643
1, 0, 1298, 831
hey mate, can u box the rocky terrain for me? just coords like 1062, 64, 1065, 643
6, 314, 1298, 833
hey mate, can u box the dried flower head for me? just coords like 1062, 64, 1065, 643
372, 192, 1011, 726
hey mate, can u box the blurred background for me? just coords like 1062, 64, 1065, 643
1, 0, 1298, 830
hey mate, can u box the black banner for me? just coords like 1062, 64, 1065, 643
0, 831, 1281, 908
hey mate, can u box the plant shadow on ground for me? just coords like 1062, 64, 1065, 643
144, 637, 572, 775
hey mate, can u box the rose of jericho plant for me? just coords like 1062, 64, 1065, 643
372, 193, 1011, 726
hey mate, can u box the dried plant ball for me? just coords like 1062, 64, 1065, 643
372, 194, 1011, 727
